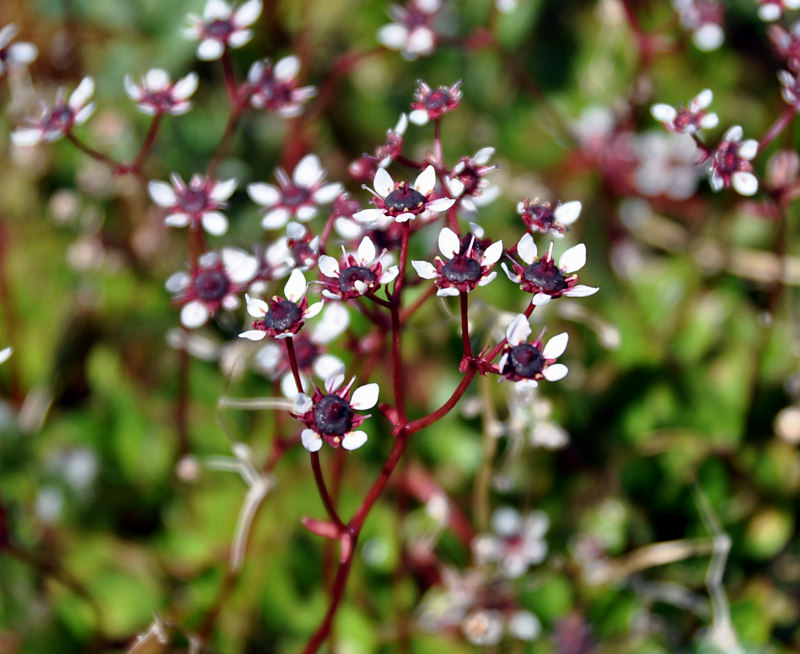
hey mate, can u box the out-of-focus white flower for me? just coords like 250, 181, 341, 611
377, 0, 442, 60
12, 77, 96, 146
0, 23, 37, 76
183, 0, 262, 61
124, 69, 199, 116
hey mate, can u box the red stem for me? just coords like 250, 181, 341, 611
310, 452, 345, 530
460, 291, 472, 359
760, 106, 795, 152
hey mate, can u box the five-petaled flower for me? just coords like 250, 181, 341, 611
502, 235, 598, 306
412, 227, 503, 297
495, 314, 569, 390
292, 372, 379, 452
446, 147, 500, 213
248, 154, 342, 230
708, 125, 759, 196
318, 236, 399, 300
240, 269, 323, 340
472, 506, 550, 578
409, 79, 462, 125
184, 0, 262, 61
516, 198, 582, 237
11, 77, 96, 146
0, 23, 37, 77
354, 165, 455, 226
148, 173, 237, 236
247, 56, 316, 117
124, 69, 199, 116
377, 0, 442, 60
650, 89, 719, 134
672, 0, 725, 52
167, 248, 259, 328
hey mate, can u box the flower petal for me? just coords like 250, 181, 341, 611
650, 103, 677, 123
732, 171, 758, 196
351, 383, 379, 410
555, 200, 582, 226
505, 314, 531, 346
262, 207, 290, 229
301, 429, 323, 452
427, 197, 456, 213
239, 329, 266, 341
284, 269, 307, 302
542, 332, 568, 359
318, 254, 340, 278
342, 430, 368, 450
564, 285, 599, 297
275, 55, 300, 81
148, 180, 178, 206
411, 260, 438, 279
438, 227, 460, 258
374, 167, 394, 197
201, 210, 229, 235
293, 154, 324, 188
248, 182, 281, 206
413, 165, 436, 195
181, 301, 210, 328
558, 243, 586, 274
543, 363, 568, 382
245, 294, 269, 317
482, 240, 503, 266
517, 233, 537, 264
356, 236, 376, 264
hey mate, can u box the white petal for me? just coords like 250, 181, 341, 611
447, 177, 465, 197
0, 347, 12, 365
411, 260, 438, 279
737, 139, 759, 161
284, 269, 307, 302
356, 236, 376, 264
482, 240, 503, 266
505, 314, 531, 346
301, 429, 323, 452
732, 171, 758, 196
532, 293, 551, 306
313, 183, 343, 204
124, 75, 141, 100
564, 285, 599, 297
261, 207, 290, 229
723, 125, 743, 143
515, 379, 538, 391
318, 254, 340, 278
234, 0, 262, 26
352, 208, 386, 225
305, 301, 324, 320
342, 430, 368, 451
228, 28, 252, 48
201, 211, 229, 235
11, 128, 43, 146
144, 68, 170, 90
296, 205, 318, 222
473, 146, 495, 164
501, 262, 520, 282
239, 329, 266, 341
436, 287, 460, 297
374, 167, 394, 197
413, 165, 436, 195
181, 301, 210, 328
478, 271, 497, 286
700, 113, 719, 129
408, 109, 429, 125
377, 23, 409, 50
692, 23, 724, 52
558, 243, 586, 273
280, 371, 305, 399
324, 371, 345, 393
173, 72, 199, 99
758, 3, 781, 20
314, 354, 345, 380
245, 294, 269, 317
314, 303, 349, 342
492, 507, 522, 536
293, 154, 324, 188
148, 180, 177, 206
517, 233, 537, 264
351, 383, 379, 410
211, 178, 237, 201
69, 77, 94, 109
73, 103, 96, 126
407, 27, 434, 55
438, 227, 460, 258
379, 266, 399, 284
222, 248, 259, 283
427, 197, 456, 212
555, 200, 582, 226
650, 103, 677, 123
542, 332, 568, 359
693, 88, 713, 111
543, 363, 568, 382
275, 55, 300, 81
709, 170, 724, 192
164, 213, 190, 228
204, 0, 231, 19
248, 182, 281, 206
197, 38, 225, 60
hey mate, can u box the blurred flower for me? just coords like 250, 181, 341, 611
502, 235, 598, 306
377, 0, 442, 60
756, 0, 800, 22
650, 88, 718, 134
167, 249, 259, 328
778, 69, 800, 112
672, 0, 725, 51
517, 198, 581, 237
632, 132, 704, 200
292, 371, 379, 451
263, 222, 320, 280
0, 347, 11, 365
472, 506, 549, 578
446, 147, 499, 213
124, 69, 199, 116
494, 314, 569, 390
255, 302, 349, 399
349, 114, 408, 183
354, 165, 454, 226
248, 154, 342, 229
412, 227, 502, 297
11, 77, 96, 146
247, 55, 316, 117
184, 0, 262, 60
769, 21, 800, 70
148, 173, 237, 235
709, 125, 759, 196
0, 23, 37, 77
409, 79, 462, 125
318, 236, 399, 300
240, 269, 323, 341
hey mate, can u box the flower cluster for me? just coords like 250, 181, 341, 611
11, 77, 95, 146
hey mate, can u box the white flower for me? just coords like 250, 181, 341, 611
183, 0, 263, 61
472, 506, 549, 578
148, 173, 237, 236
709, 125, 759, 196
377, 0, 441, 60
124, 69, 199, 116
650, 88, 719, 134
12, 77, 95, 146
0, 23, 37, 76
496, 314, 569, 390
319, 236, 399, 299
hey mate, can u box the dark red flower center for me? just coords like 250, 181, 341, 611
205, 19, 234, 39
715, 143, 741, 175
292, 335, 320, 369
338, 266, 377, 294
441, 256, 482, 284
525, 205, 555, 228
282, 185, 310, 208
457, 166, 481, 195
507, 344, 544, 379
422, 89, 450, 110
523, 261, 567, 294
180, 189, 209, 213
264, 299, 302, 332
44, 106, 75, 131
385, 183, 426, 214
313, 394, 353, 436
193, 269, 229, 301
145, 89, 177, 112
673, 108, 700, 131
